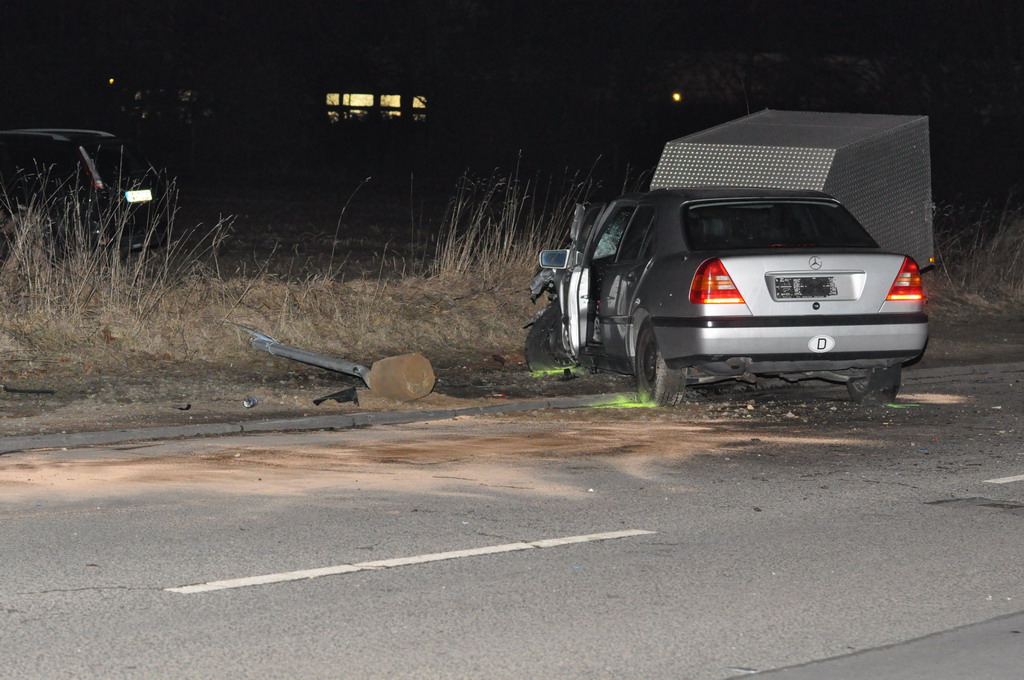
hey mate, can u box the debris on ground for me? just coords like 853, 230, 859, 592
313, 386, 359, 406
1, 384, 56, 395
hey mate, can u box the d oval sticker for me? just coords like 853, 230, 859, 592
808, 335, 836, 353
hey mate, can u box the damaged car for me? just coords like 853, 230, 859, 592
0, 128, 168, 255
526, 110, 932, 405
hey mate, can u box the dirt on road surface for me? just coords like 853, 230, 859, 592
1, 355, 1018, 503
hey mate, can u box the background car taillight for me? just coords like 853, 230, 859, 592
690, 258, 745, 304
885, 257, 924, 301
76, 146, 104, 191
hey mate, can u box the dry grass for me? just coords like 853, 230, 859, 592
0, 171, 582, 369
5, 170, 1017, 374
430, 171, 591, 281
927, 199, 1024, 313
1, 176, 231, 360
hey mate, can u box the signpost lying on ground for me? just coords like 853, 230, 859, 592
237, 326, 435, 403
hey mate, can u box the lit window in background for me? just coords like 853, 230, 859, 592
672, 92, 682, 102
343, 93, 374, 107
380, 94, 402, 118
324, 92, 427, 122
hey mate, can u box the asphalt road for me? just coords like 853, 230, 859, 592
1, 366, 1023, 679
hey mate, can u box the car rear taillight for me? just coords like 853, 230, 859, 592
690, 258, 745, 304
77, 146, 104, 191
885, 257, 924, 301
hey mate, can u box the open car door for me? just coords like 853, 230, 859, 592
560, 203, 606, 357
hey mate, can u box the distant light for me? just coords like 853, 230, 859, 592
672, 91, 682, 102
343, 93, 374, 107
108, 78, 116, 85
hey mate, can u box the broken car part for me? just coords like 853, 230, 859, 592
312, 386, 358, 406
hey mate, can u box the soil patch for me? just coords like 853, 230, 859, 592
0, 417, 865, 502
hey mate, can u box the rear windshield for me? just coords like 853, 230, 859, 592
87, 142, 148, 184
682, 200, 878, 250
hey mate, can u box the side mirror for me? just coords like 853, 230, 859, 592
539, 249, 571, 269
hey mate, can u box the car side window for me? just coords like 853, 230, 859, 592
615, 205, 655, 262
592, 205, 636, 260
9, 142, 61, 172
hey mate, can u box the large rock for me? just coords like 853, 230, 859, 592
364, 353, 435, 401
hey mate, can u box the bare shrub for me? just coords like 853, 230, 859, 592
431, 170, 593, 283
930, 200, 1024, 306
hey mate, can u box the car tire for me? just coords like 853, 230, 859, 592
524, 302, 575, 372
634, 322, 688, 406
847, 365, 901, 404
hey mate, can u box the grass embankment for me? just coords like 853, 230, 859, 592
1, 175, 1021, 373
0, 174, 586, 370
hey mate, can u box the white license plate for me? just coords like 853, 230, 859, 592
774, 276, 837, 299
125, 189, 153, 203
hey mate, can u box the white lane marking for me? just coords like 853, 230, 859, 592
982, 473, 1024, 484
356, 542, 534, 569
166, 529, 655, 594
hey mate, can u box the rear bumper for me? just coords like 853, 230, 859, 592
652, 313, 928, 373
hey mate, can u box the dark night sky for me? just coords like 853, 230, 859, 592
3, 1, 1023, 198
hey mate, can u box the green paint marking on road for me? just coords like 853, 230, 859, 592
591, 394, 656, 409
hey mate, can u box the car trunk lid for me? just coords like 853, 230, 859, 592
715, 251, 912, 316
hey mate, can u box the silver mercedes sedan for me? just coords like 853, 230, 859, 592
527, 188, 927, 405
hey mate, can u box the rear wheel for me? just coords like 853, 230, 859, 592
524, 302, 575, 372
634, 322, 688, 406
847, 365, 901, 404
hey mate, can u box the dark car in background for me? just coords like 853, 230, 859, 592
0, 129, 167, 254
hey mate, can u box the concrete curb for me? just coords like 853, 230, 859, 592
0, 393, 633, 456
